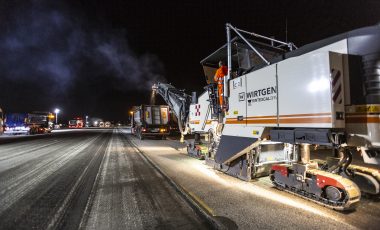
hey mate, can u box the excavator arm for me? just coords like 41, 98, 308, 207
153, 83, 192, 134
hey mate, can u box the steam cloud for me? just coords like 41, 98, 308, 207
0, 1, 166, 117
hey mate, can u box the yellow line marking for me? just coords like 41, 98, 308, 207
181, 186, 215, 216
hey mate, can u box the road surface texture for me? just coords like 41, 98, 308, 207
0, 129, 208, 229
125, 128, 380, 230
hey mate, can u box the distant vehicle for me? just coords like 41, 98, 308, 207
4, 113, 29, 134
68, 117, 84, 128
131, 105, 170, 140
0, 107, 4, 135
28, 111, 54, 134
4, 111, 53, 135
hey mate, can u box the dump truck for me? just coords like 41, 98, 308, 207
4, 111, 54, 134
131, 105, 170, 139
27, 112, 54, 134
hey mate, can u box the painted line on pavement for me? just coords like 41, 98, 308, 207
123, 132, 225, 230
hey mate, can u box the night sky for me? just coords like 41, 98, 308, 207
1, 0, 379, 122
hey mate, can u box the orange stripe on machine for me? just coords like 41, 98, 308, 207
346, 116, 380, 123
225, 113, 332, 124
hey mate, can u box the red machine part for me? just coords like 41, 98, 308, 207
316, 174, 344, 189
271, 165, 288, 177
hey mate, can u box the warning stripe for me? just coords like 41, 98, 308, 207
331, 69, 342, 104
331, 69, 341, 87
194, 104, 201, 116
333, 85, 342, 102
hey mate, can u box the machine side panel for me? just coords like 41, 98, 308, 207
245, 65, 278, 128
224, 68, 275, 139
222, 125, 266, 139
225, 75, 247, 127
189, 92, 212, 132
329, 52, 346, 128
215, 135, 257, 164
277, 40, 348, 128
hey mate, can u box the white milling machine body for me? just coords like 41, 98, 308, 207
156, 24, 380, 210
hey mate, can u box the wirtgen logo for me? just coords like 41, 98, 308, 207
239, 92, 245, 101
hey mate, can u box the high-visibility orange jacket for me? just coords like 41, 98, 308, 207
214, 66, 228, 84
214, 65, 228, 107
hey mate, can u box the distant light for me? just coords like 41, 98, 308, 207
54, 108, 60, 125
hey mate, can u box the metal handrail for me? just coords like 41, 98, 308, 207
224, 23, 297, 99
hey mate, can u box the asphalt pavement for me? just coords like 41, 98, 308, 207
1, 128, 380, 229
128, 129, 380, 230
0, 129, 208, 229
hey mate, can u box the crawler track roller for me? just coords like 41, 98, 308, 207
312, 158, 380, 196
270, 163, 361, 211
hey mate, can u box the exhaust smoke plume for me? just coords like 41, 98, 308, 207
0, 1, 166, 119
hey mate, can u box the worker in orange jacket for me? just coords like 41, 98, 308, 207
214, 61, 228, 108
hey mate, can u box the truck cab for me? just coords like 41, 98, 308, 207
69, 117, 84, 128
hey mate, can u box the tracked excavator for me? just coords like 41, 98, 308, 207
154, 23, 380, 210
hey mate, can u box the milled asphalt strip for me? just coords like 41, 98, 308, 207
47, 133, 109, 229
0, 135, 101, 214
78, 131, 113, 229
123, 133, 224, 230
0, 140, 61, 161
